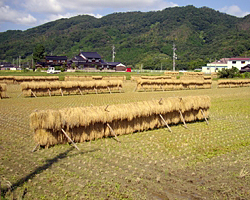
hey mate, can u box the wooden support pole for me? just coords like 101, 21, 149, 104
48, 89, 51, 97
60, 88, 63, 96
107, 123, 120, 143
94, 87, 98, 94
78, 87, 83, 95
159, 114, 172, 133
158, 98, 163, 105
32, 144, 40, 152
179, 110, 187, 129
133, 85, 138, 92
107, 87, 112, 94
17, 92, 23, 98
104, 104, 109, 112
200, 109, 209, 125
30, 90, 37, 98
61, 129, 80, 151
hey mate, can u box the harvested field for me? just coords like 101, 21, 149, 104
1, 79, 250, 200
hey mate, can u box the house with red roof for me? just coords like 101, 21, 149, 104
228, 58, 250, 70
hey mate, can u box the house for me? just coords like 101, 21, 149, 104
0, 63, 19, 70
69, 52, 102, 68
202, 58, 229, 74
240, 64, 250, 73
45, 56, 67, 66
203, 57, 250, 74
228, 58, 250, 70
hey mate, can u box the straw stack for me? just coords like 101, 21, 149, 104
14, 76, 59, 84
183, 72, 203, 76
65, 76, 126, 81
164, 71, 179, 76
0, 76, 14, 84
21, 80, 123, 97
30, 95, 211, 147
0, 84, 7, 98
218, 79, 250, 88
136, 75, 211, 91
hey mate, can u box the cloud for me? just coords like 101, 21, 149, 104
23, 0, 178, 14
220, 5, 250, 17
0, 5, 37, 25
23, 0, 63, 14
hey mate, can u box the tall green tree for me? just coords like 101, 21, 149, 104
33, 44, 45, 63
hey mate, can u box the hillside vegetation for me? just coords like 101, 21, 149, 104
1, 5, 250, 70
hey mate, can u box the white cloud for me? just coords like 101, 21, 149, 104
23, 0, 63, 14
23, 0, 178, 14
220, 5, 250, 17
0, 5, 37, 25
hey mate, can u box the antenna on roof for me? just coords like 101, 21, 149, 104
112, 45, 116, 62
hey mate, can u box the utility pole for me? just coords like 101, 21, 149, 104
112, 45, 116, 62
32, 53, 34, 69
173, 43, 177, 71
19, 55, 21, 68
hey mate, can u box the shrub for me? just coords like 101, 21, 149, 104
218, 67, 240, 78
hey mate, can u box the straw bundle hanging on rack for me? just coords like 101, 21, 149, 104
21, 80, 123, 97
14, 76, 59, 84
218, 79, 250, 88
0, 84, 7, 98
30, 95, 211, 147
0, 76, 14, 84
164, 71, 179, 76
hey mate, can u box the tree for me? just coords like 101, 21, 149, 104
33, 44, 45, 63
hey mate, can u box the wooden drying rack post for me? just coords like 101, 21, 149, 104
61, 129, 80, 151
179, 110, 187, 129
104, 104, 121, 143
30, 89, 37, 98
200, 109, 209, 125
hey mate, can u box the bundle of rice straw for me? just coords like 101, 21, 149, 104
21, 80, 123, 97
30, 95, 211, 147
0, 84, 7, 98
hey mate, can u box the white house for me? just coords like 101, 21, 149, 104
227, 58, 250, 70
203, 57, 250, 74
202, 58, 229, 74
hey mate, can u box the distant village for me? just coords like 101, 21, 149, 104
1, 52, 250, 74
0, 52, 129, 72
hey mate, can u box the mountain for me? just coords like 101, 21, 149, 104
1, 5, 250, 70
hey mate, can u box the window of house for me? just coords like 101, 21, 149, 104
241, 61, 245, 64
216, 68, 218, 70
232, 61, 236, 64
207, 68, 210, 70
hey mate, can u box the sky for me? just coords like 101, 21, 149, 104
0, 0, 250, 32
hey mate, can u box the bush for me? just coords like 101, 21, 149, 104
218, 67, 240, 78
244, 72, 250, 78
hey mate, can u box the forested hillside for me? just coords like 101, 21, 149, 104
1, 5, 250, 70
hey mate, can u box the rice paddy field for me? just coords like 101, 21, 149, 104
1, 79, 250, 200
